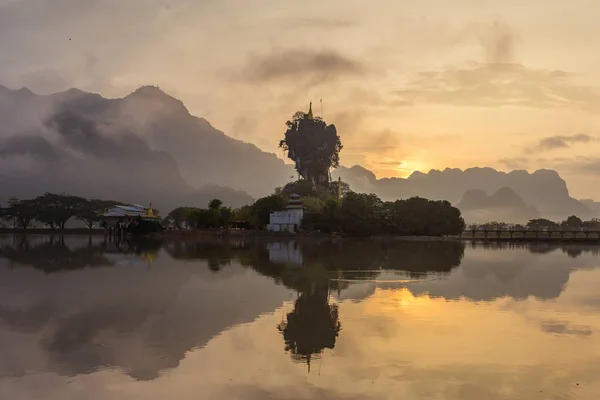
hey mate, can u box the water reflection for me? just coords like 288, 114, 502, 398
1, 236, 600, 399
278, 283, 341, 371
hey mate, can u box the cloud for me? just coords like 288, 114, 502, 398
394, 63, 600, 110
239, 48, 365, 83
498, 157, 528, 170
558, 157, 600, 174
536, 134, 594, 151
393, 20, 600, 111
274, 16, 357, 29
540, 319, 593, 336
475, 20, 517, 64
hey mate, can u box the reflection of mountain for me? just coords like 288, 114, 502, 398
403, 242, 600, 302
1, 236, 599, 382
0, 236, 290, 380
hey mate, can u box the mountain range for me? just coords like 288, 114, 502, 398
0, 84, 596, 222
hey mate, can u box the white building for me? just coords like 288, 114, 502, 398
267, 194, 303, 233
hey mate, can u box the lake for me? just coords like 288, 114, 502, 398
1, 235, 599, 399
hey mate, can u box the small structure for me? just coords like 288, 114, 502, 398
100, 203, 161, 238
267, 194, 304, 233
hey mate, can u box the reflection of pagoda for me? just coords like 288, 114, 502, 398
278, 283, 341, 372
267, 194, 304, 233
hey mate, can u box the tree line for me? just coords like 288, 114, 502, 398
0, 193, 123, 230
2, 180, 466, 238
471, 216, 600, 231
163, 179, 466, 237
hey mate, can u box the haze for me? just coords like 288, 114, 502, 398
1, 0, 600, 199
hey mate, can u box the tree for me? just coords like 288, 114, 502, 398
527, 218, 558, 230
218, 207, 234, 233
185, 208, 212, 229
279, 105, 342, 186
252, 195, 286, 229
329, 179, 351, 200
562, 215, 583, 228
208, 199, 223, 211
33, 193, 87, 230
2, 198, 38, 230
301, 197, 325, 213
164, 207, 191, 229
76, 199, 120, 229
339, 192, 383, 237
583, 218, 600, 230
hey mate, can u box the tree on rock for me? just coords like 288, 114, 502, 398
279, 103, 342, 186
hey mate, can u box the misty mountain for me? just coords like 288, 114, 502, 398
580, 200, 600, 216
333, 166, 594, 221
61, 85, 294, 197
0, 84, 595, 221
0, 86, 253, 211
458, 187, 540, 223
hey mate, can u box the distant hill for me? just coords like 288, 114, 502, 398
0, 85, 254, 211
334, 167, 593, 221
0, 84, 595, 220
458, 187, 540, 223
580, 199, 600, 217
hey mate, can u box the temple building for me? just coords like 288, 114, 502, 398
100, 203, 160, 229
267, 194, 303, 233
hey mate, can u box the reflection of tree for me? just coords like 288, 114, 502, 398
164, 239, 250, 272
162, 238, 465, 286
278, 283, 340, 370
472, 242, 600, 258
0, 236, 112, 272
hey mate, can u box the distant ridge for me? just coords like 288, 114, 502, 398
0, 84, 595, 219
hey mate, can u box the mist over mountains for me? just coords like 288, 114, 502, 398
0, 85, 596, 222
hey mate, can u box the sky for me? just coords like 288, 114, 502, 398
1, 0, 600, 198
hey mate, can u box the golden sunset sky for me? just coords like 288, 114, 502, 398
1, 0, 600, 197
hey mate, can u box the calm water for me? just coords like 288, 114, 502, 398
1, 236, 600, 399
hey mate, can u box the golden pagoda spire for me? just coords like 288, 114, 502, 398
306, 102, 313, 119
146, 202, 156, 218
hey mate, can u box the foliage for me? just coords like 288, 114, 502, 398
527, 219, 559, 229
128, 220, 165, 235
301, 197, 325, 213
382, 197, 466, 236
33, 193, 88, 230
163, 207, 192, 229
302, 193, 465, 237
1, 198, 38, 229
338, 192, 383, 237
279, 109, 342, 186
329, 179, 351, 199
76, 199, 121, 229
208, 199, 223, 211
1, 193, 129, 230
278, 180, 319, 199
181, 200, 235, 230
233, 205, 253, 224
252, 194, 286, 229
562, 215, 583, 228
